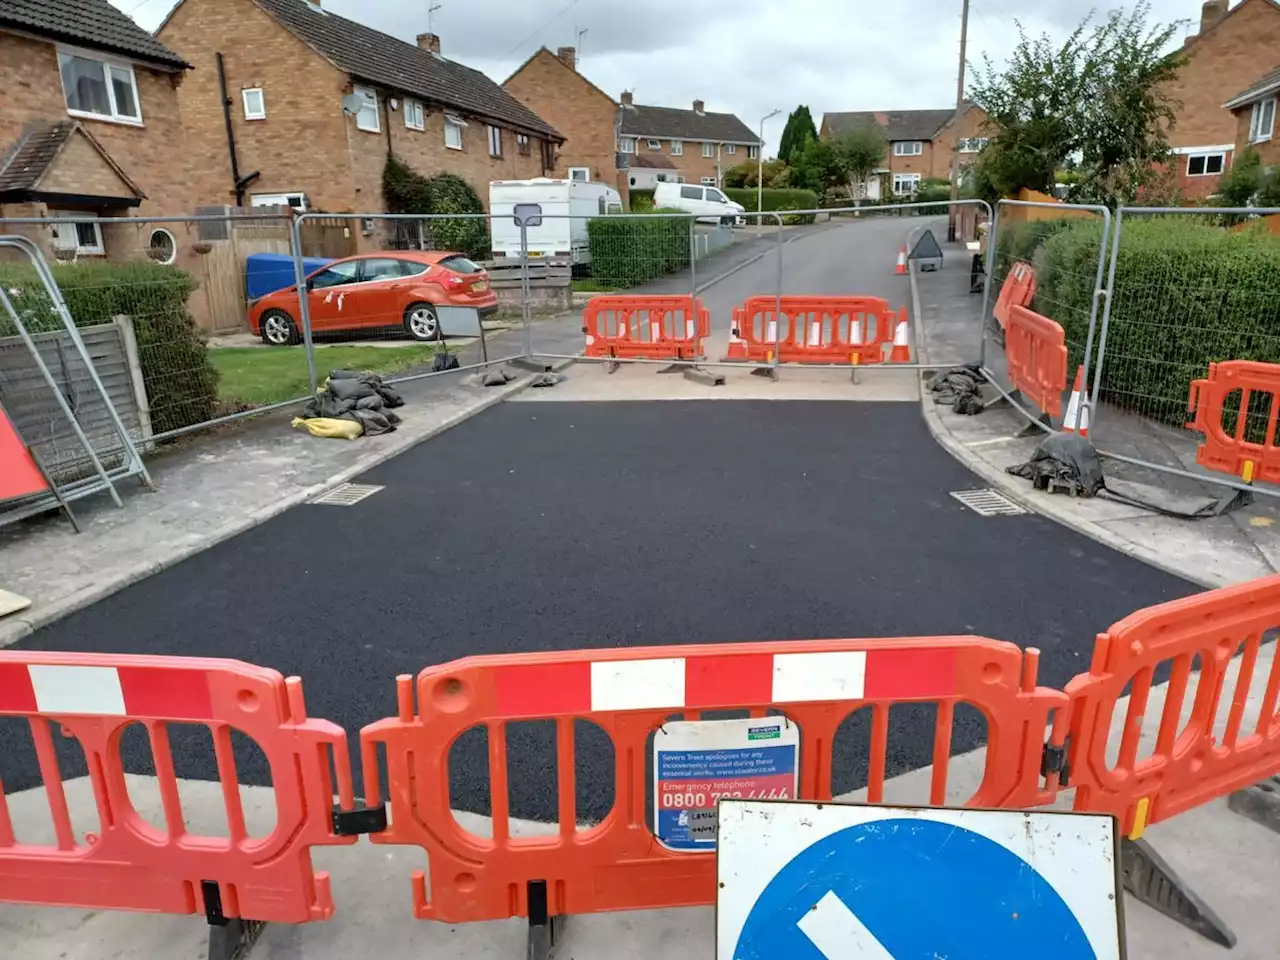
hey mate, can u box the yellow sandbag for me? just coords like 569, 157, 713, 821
291, 417, 363, 440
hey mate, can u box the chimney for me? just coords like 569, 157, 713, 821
556, 46, 576, 71
693, 99, 705, 116
621, 90, 634, 107
1200, 0, 1228, 33
417, 32, 441, 55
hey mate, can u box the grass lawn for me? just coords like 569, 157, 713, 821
571, 278, 618, 293
209, 344, 443, 405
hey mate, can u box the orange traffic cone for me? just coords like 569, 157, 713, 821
889, 319, 911, 363
895, 245, 908, 275
1063, 365, 1089, 436
727, 307, 748, 360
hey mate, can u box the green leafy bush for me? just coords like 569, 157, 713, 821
0, 261, 218, 433
383, 156, 489, 259
1032, 218, 1280, 426
724, 188, 819, 224
628, 189, 655, 213
586, 210, 692, 288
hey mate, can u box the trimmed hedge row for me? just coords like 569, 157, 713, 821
0, 261, 219, 434
1018, 218, 1280, 427
629, 189, 656, 213
724, 188, 819, 224
586, 210, 692, 288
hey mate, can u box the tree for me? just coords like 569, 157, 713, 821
968, 2, 1185, 207
778, 106, 818, 167
790, 136, 840, 194
831, 124, 888, 200
724, 158, 790, 189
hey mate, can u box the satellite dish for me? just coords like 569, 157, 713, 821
341, 93, 363, 115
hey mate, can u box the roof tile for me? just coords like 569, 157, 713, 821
619, 104, 759, 144
0, 0, 188, 69
823, 109, 959, 142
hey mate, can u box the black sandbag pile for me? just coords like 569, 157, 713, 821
303, 370, 405, 436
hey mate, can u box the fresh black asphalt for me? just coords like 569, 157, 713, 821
3, 400, 1196, 826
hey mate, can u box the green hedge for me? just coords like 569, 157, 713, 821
629, 189, 655, 213
1029, 218, 1280, 427
724, 188, 819, 224
586, 210, 692, 288
0, 261, 218, 434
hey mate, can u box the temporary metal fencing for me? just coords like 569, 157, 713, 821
6, 572, 1280, 955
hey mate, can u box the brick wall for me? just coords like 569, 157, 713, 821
1235, 107, 1280, 166
931, 106, 990, 180
626, 138, 750, 186
503, 48, 617, 182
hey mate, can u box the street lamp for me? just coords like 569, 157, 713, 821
758, 109, 781, 230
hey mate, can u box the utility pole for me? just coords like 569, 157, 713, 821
948, 0, 971, 242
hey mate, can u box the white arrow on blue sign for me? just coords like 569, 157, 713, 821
716, 801, 1123, 960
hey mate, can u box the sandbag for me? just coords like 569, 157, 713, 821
1006, 433, 1104, 497
292, 417, 363, 440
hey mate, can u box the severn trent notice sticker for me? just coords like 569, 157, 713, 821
654, 716, 799, 852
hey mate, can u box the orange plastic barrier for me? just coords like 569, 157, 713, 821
359, 638, 1068, 924
0, 652, 361, 922
726, 296, 906, 365
993, 261, 1036, 330
582, 295, 709, 362
1067, 574, 1280, 838
1005, 304, 1068, 419
1187, 360, 1280, 484
0, 404, 47, 501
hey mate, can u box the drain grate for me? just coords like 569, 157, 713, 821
311, 483, 384, 506
950, 489, 1027, 517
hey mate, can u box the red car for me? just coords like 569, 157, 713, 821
250, 251, 498, 346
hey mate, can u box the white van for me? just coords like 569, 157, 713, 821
653, 182, 746, 224
489, 178, 624, 265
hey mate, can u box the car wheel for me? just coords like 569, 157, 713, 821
404, 302, 441, 342
259, 309, 299, 346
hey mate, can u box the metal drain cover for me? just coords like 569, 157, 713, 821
950, 489, 1027, 516
311, 483, 383, 506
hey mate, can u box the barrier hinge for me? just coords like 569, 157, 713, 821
332, 802, 388, 836
1040, 736, 1071, 788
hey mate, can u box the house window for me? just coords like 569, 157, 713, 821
701, 176, 717, 186
725, 144, 736, 155
354, 86, 379, 132
702, 142, 715, 158
1186, 152, 1226, 176
958, 137, 988, 153
671, 140, 683, 156
892, 173, 921, 196
49, 212, 105, 256
569, 167, 590, 182
250, 192, 307, 210
444, 114, 465, 149
517, 133, 531, 155
488, 125, 503, 158
148, 228, 176, 265
242, 88, 266, 120
748, 145, 759, 160
1250, 98, 1276, 144
404, 98, 425, 131
619, 137, 635, 153
647, 139, 662, 150
58, 49, 141, 124
894, 141, 924, 157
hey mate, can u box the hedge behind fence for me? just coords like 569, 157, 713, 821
0, 261, 219, 434
1027, 217, 1280, 427
724, 188, 819, 224
586, 211, 692, 288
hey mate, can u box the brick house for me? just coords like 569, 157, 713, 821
0, 0, 192, 262
1225, 66, 1279, 170
157, 0, 563, 249
618, 96, 760, 189
1161, 0, 1280, 200
820, 104, 989, 199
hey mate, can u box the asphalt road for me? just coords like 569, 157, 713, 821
4, 400, 1194, 825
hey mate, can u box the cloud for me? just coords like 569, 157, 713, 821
121, 0, 1201, 153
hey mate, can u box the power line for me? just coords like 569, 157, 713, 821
497, 0, 583, 67
119, 0, 163, 18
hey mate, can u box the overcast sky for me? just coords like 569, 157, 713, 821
119, 0, 1204, 153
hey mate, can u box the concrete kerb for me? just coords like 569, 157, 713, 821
0, 360, 576, 650
908, 259, 1219, 592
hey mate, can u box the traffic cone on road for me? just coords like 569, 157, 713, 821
1063, 365, 1090, 437
889, 318, 911, 363
895, 245, 908, 275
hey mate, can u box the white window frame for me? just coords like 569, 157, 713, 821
725, 143, 736, 155
1186, 151, 1226, 177
488, 124, 503, 158
250, 192, 308, 210
670, 140, 683, 156
893, 141, 924, 157
701, 142, 715, 158
241, 87, 266, 121
148, 227, 177, 265
748, 145, 759, 160
57, 46, 143, 126
647, 139, 662, 150
958, 137, 988, 153
700, 176, 717, 186
517, 133, 531, 155
1250, 98, 1276, 144
568, 166, 590, 182
892, 173, 921, 196
404, 98, 424, 131
49, 212, 105, 256
354, 85, 379, 133
619, 137, 635, 153
444, 114, 465, 150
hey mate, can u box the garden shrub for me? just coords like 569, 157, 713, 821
629, 189, 655, 213
0, 260, 218, 434
383, 156, 489, 260
723, 188, 819, 224
586, 209, 692, 288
